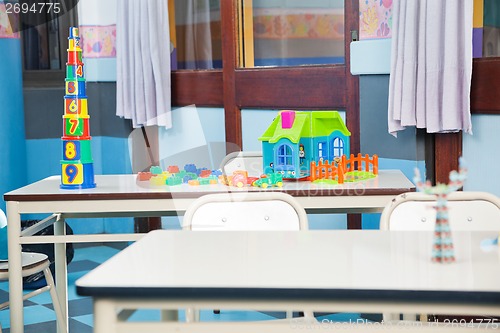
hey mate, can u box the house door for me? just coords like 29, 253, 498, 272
275, 144, 294, 172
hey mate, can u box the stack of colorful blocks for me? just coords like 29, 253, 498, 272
60, 27, 96, 189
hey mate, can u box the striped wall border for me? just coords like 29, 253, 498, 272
80, 25, 116, 58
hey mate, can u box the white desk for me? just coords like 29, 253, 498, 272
76, 230, 500, 333
4, 171, 414, 333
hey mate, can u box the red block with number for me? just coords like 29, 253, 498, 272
67, 50, 83, 66
62, 115, 91, 140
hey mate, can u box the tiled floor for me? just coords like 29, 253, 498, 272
0, 244, 123, 333
0, 243, 367, 332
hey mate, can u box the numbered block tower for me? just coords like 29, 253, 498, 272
60, 27, 96, 189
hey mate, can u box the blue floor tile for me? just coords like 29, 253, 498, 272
71, 313, 93, 328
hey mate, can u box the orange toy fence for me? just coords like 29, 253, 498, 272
310, 160, 344, 183
341, 153, 378, 174
310, 154, 378, 184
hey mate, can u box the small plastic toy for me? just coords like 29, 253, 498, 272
137, 172, 152, 181
253, 173, 283, 188
188, 176, 218, 186
247, 176, 259, 185
184, 164, 198, 174
414, 157, 467, 264
138, 164, 227, 187
219, 170, 253, 188
231, 170, 248, 188
150, 174, 167, 185
183, 164, 207, 176
211, 169, 223, 177
199, 169, 212, 178
182, 172, 197, 183
150, 166, 163, 175
167, 165, 180, 173
166, 174, 182, 186
60, 27, 96, 189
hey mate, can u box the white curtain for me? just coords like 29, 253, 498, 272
116, 0, 172, 128
388, 0, 473, 136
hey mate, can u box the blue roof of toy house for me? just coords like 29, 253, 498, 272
258, 111, 350, 144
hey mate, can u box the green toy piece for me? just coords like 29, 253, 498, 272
253, 173, 283, 188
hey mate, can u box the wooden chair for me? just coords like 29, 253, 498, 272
182, 192, 314, 322
0, 209, 67, 333
380, 191, 500, 322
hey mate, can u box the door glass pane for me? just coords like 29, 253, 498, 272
173, 0, 222, 70
21, 13, 62, 70
482, 0, 500, 57
243, 0, 344, 68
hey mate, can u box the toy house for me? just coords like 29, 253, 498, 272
259, 110, 351, 179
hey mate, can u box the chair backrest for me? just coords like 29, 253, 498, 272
380, 191, 500, 231
219, 151, 263, 177
0, 209, 7, 261
0, 209, 6, 229
183, 192, 308, 231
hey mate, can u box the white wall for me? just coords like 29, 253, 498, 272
77, 0, 117, 81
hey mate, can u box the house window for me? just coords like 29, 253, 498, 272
333, 137, 344, 157
318, 141, 326, 160
276, 144, 293, 168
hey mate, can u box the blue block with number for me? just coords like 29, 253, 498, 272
61, 139, 93, 163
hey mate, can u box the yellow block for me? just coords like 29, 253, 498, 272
68, 39, 82, 52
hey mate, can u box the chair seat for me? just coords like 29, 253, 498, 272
0, 252, 50, 279
0, 210, 67, 332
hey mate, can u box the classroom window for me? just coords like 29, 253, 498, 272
22, 14, 61, 69
240, 0, 345, 68
172, 0, 222, 70
482, 0, 500, 57
18, 0, 78, 86
170, 1, 359, 149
